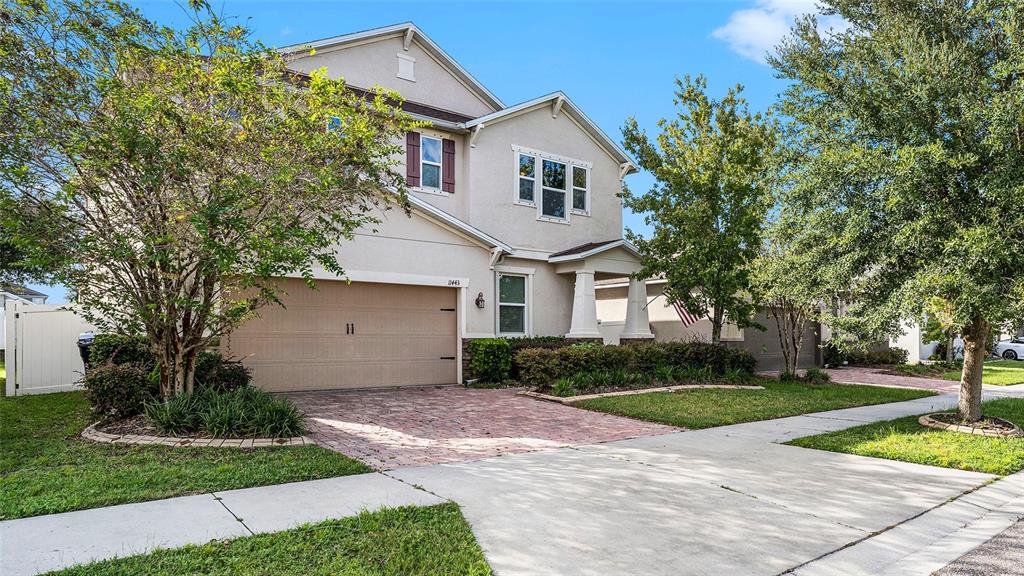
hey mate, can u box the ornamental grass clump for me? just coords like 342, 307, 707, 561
145, 387, 305, 438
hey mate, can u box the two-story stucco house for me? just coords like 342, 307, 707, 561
223, 23, 660, 392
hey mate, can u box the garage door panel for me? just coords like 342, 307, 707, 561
226, 279, 458, 391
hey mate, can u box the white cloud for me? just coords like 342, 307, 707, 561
712, 0, 845, 64
279, 26, 294, 38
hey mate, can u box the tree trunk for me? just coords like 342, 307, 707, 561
957, 316, 989, 422
710, 305, 724, 345
945, 333, 955, 363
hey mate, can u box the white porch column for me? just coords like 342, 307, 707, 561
566, 270, 602, 338
620, 278, 655, 339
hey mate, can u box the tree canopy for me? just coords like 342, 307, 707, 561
771, 0, 1024, 419
0, 0, 417, 395
621, 75, 776, 344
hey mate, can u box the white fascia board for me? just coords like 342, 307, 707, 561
278, 23, 504, 112
547, 239, 642, 263
466, 92, 638, 174
404, 194, 513, 253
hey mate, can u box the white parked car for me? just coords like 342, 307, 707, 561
993, 337, 1024, 361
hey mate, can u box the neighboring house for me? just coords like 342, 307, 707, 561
223, 23, 653, 392
1, 285, 48, 352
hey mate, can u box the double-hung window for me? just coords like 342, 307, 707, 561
572, 166, 588, 214
541, 159, 567, 220
518, 154, 536, 204
498, 274, 527, 334
420, 136, 442, 190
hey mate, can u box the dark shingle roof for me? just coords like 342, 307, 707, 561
549, 239, 622, 258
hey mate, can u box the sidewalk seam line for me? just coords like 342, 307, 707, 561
210, 492, 256, 536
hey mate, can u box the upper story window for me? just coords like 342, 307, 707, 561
421, 136, 442, 190
512, 145, 592, 223
406, 132, 455, 194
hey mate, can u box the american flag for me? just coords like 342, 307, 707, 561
672, 301, 703, 326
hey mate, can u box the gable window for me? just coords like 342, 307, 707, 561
421, 136, 442, 190
498, 274, 527, 334
541, 159, 566, 220
572, 166, 588, 214
518, 154, 536, 204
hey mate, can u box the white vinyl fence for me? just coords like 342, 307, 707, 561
4, 301, 95, 396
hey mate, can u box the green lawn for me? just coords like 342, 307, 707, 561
0, 391, 370, 520
573, 379, 936, 429
787, 398, 1024, 475
943, 360, 1024, 386
47, 503, 492, 576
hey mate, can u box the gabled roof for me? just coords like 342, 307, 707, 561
465, 92, 638, 173
548, 239, 641, 262
1, 284, 47, 298
277, 22, 504, 112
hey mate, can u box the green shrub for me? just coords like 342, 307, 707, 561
89, 334, 154, 369
823, 341, 909, 366
83, 363, 158, 418
803, 367, 832, 384
778, 370, 800, 382
145, 387, 305, 438
467, 339, 513, 383
514, 341, 757, 389
191, 350, 251, 392
551, 378, 577, 397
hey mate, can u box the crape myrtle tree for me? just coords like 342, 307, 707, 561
621, 75, 776, 344
772, 0, 1024, 421
0, 0, 417, 396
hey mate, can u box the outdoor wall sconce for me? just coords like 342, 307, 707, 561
475, 292, 485, 309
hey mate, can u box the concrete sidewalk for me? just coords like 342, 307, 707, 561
0, 474, 443, 576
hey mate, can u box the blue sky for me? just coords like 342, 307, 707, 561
33, 0, 826, 303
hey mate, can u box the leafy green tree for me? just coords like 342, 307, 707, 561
772, 0, 1024, 421
1, 0, 416, 396
622, 76, 775, 344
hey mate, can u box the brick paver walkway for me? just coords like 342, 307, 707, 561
826, 366, 960, 394
287, 386, 676, 469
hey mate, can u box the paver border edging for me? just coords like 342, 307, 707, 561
917, 414, 1024, 438
520, 384, 764, 405
82, 422, 312, 448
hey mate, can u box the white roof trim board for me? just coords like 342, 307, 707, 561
547, 239, 642, 263
405, 194, 513, 253
466, 92, 637, 173
277, 22, 505, 112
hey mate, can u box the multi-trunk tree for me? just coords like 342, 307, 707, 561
772, 0, 1024, 421
1, 0, 416, 396
621, 76, 775, 344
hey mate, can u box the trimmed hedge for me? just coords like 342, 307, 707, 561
194, 351, 252, 392
516, 341, 756, 388
83, 363, 159, 418
89, 334, 154, 369
467, 339, 512, 383
823, 341, 909, 366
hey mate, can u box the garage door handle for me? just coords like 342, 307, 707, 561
440, 356, 455, 360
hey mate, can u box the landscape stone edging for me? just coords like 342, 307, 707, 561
917, 414, 1024, 438
82, 422, 312, 448
520, 383, 765, 405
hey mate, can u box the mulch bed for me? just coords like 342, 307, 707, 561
919, 412, 1023, 438
95, 415, 159, 436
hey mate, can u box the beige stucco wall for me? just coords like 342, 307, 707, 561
306, 205, 496, 336
286, 34, 496, 118
467, 105, 625, 253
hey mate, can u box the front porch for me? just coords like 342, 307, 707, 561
548, 239, 654, 341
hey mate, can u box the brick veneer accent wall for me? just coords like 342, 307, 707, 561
461, 337, 603, 382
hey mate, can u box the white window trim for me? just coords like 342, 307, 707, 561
571, 165, 590, 216
515, 152, 537, 207
496, 271, 531, 336
417, 134, 447, 195
511, 145, 593, 224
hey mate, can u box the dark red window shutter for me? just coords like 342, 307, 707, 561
406, 132, 421, 187
442, 138, 455, 193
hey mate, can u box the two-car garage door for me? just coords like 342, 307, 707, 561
226, 279, 458, 392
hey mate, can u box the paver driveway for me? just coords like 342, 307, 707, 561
287, 386, 675, 469
827, 366, 961, 393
